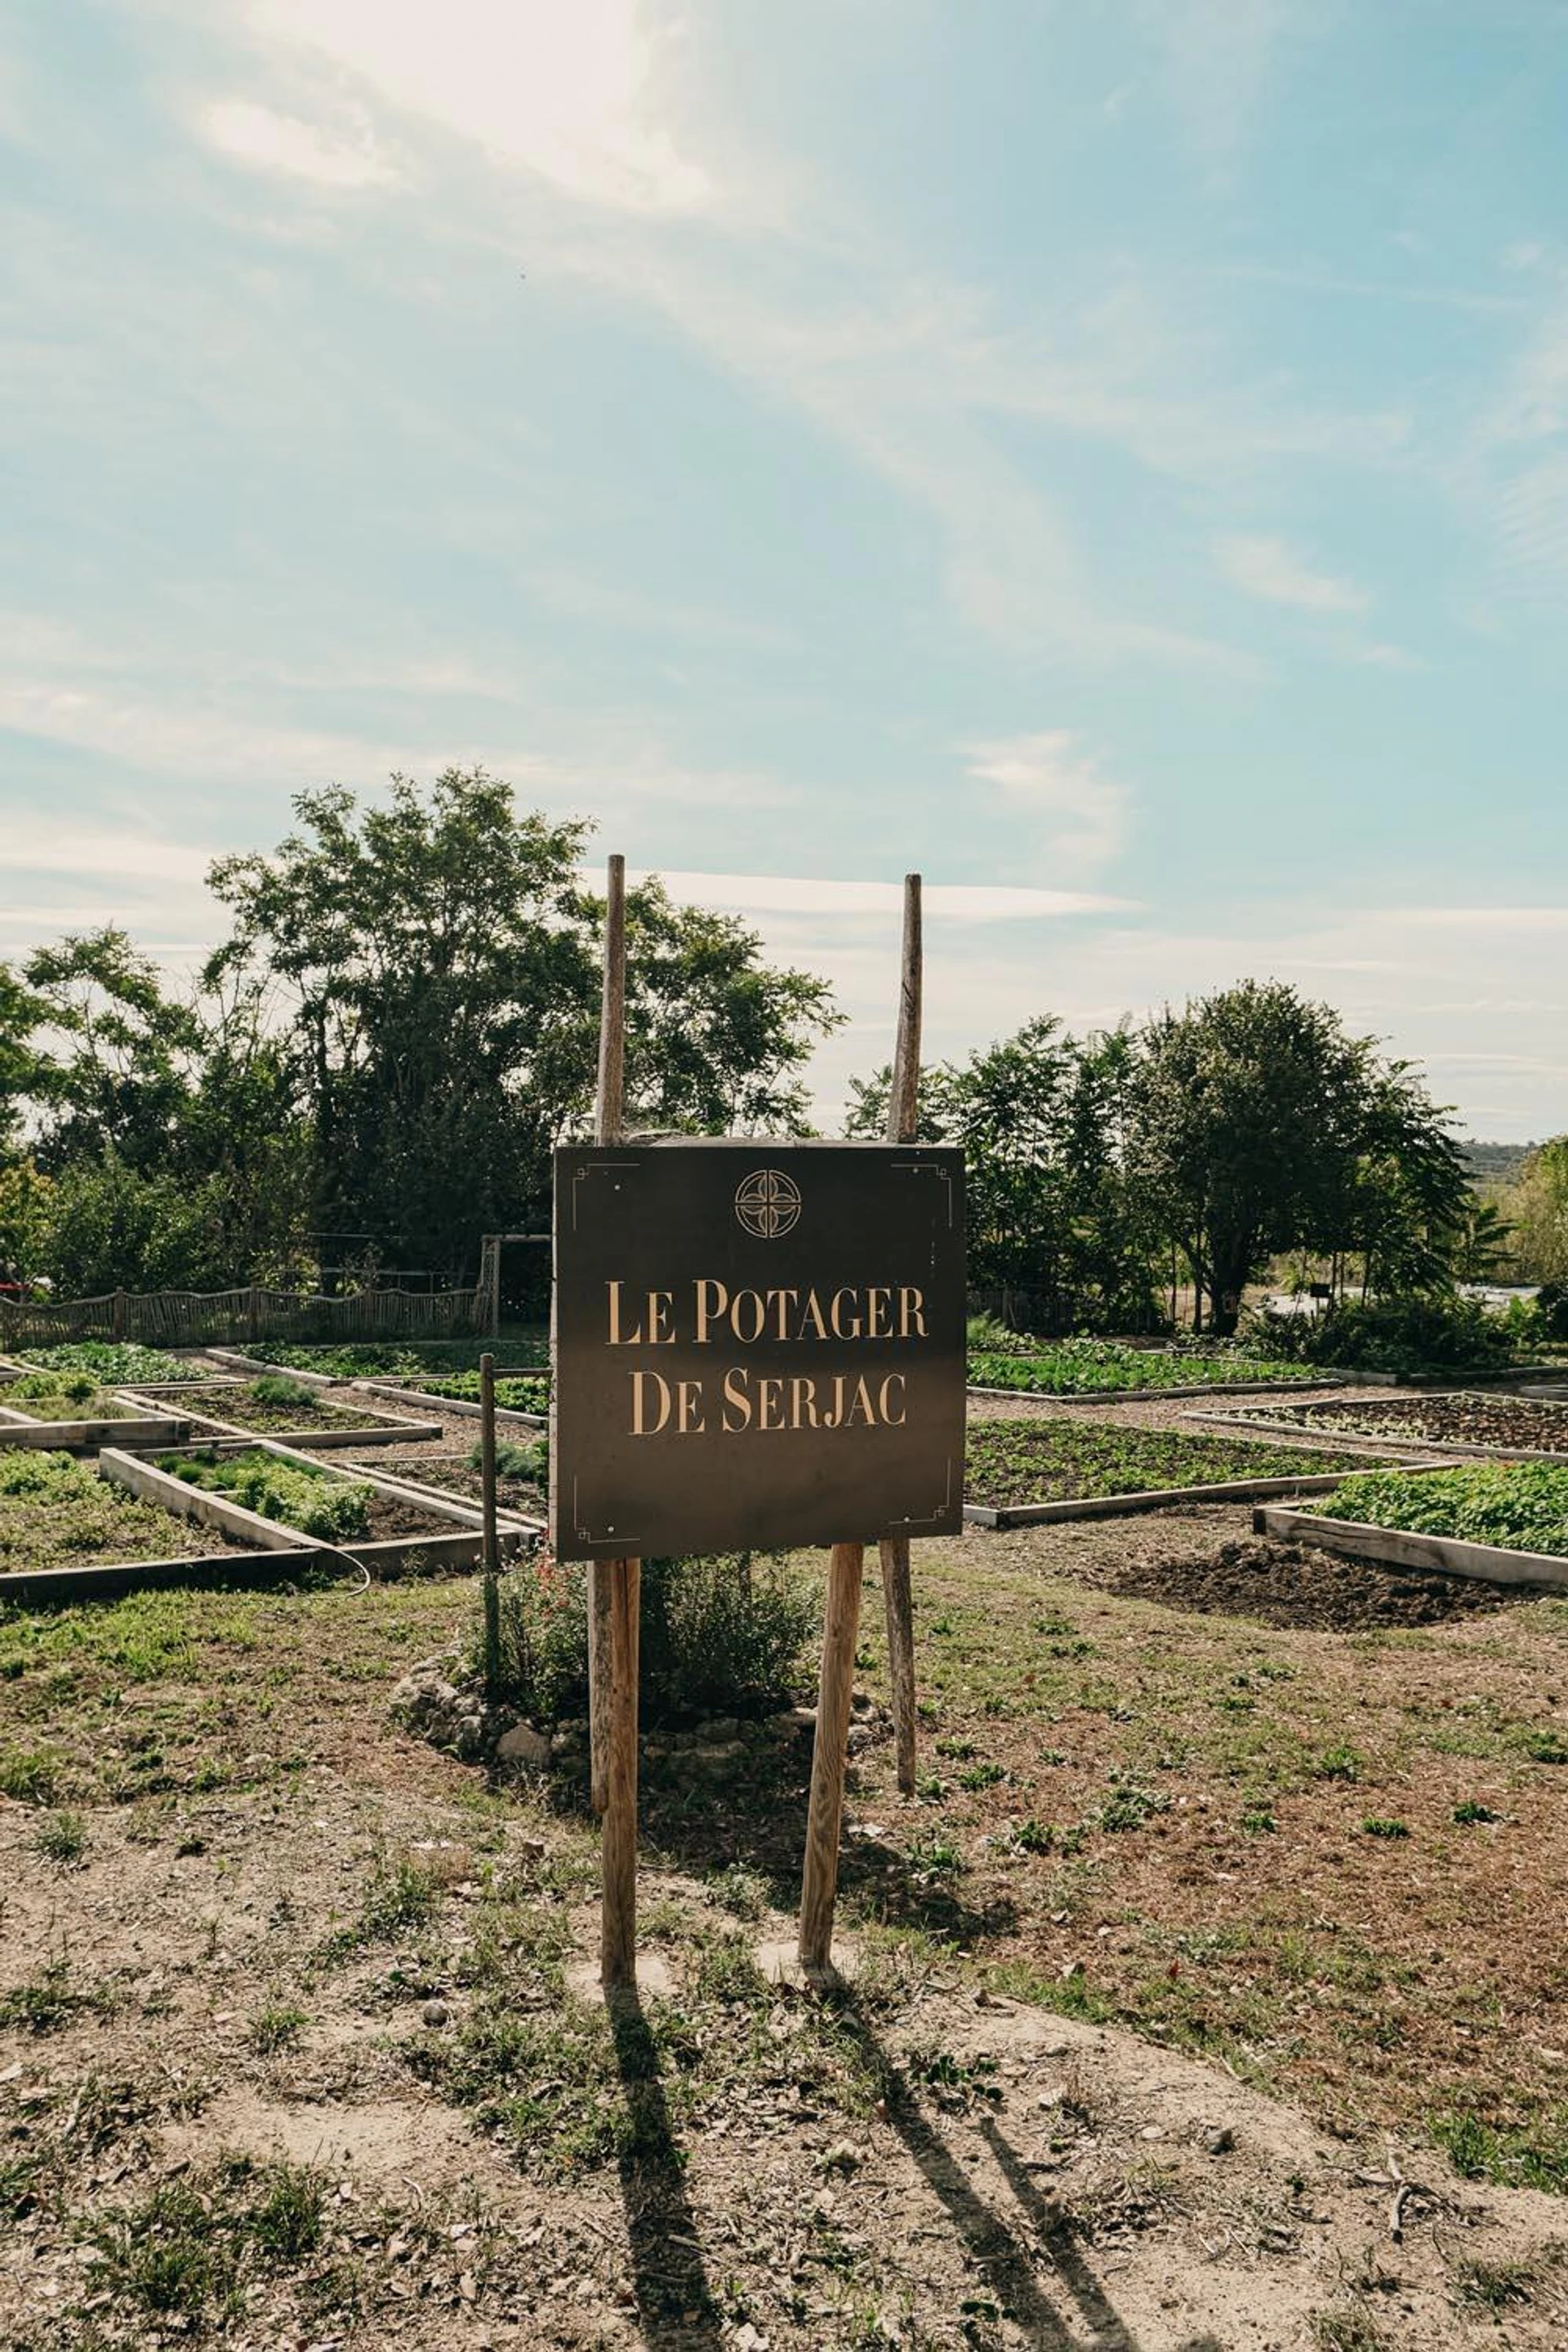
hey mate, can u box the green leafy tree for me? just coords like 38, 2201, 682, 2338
849, 1016, 1161, 1329
24, 929, 203, 1174
208, 769, 837, 1273
1131, 982, 1468, 1334
0, 963, 56, 1157
1503, 1137, 1568, 1285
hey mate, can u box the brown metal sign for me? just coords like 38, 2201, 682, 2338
551, 1142, 965, 1560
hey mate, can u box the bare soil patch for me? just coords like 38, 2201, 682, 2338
2, 1515, 1567, 2346
1226, 1392, 1568, 1455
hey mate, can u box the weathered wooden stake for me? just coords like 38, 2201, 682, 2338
590, 853, 641, 1989
799, 1541, 866, 1974
878, 873, 922, 1797
479, 1350, 502, 1699
587, 854, 628, 1820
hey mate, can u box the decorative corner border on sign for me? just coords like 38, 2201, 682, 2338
571, 1158, 640, 1232
890, 1158, 956, 1227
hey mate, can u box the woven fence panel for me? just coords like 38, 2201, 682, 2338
0, 1284, 486, 1352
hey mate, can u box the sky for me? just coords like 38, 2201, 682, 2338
2, 0, 1567, 1138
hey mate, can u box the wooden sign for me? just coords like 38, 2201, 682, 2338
551, 1141, 965, 1562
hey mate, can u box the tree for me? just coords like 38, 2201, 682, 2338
849, 1017, 1162, 1330
0, 963, 56, 1157
1129, 981, 1467, 1335
1450, 1195, 1514, 1285
208, 770, 838, 1274
1503, 1137, 1568, 1284
23, 929, 203, 1174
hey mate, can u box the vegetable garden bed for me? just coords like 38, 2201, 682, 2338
1255, 1461, 1568, 1592
115, 1441, 528, 1575
348, 1441, 547, 1524
11, 1341, 215, 1385
1189, 1391, 1568, 1462
0, 1369, 192, 1453
966, 1339, 1334, 1401
212, 1340, 548, 1382
144, 1377, 441, 1449
0, 1448, 276, 1602
963, 1418, 1387, 1526
356, 1372, 549, 1427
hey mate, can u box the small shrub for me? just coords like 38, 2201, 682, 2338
1250, 1295, 1518, 1377
248, 1375, 318, 1411
483, 1547, 817, 1724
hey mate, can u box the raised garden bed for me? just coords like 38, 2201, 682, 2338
0, 1369, 192, 1453
115, 1441, 528, 1574
354, 1441, 546, 1524
963, 1418, 1382, 1527
1255, 1460, 1568, 1592
357, 1373, 549, 1428
0, 1447, 277, 1602
1190, 1391, 1568, 1462
213, 1340, 548, 1382
144, 1376, 441, 1449
967, 1339, 1332, 1402
11, 1340, 214, 1385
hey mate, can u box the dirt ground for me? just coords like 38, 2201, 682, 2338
3, 1486, 1568, 2350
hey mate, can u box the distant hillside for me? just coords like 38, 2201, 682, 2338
1461, 1139, 1536, 1183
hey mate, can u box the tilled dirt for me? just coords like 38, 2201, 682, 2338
1227, 1391, 1568, 1455
1098, 1532, 1518, 1631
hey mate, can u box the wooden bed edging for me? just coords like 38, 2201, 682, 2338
1251, 1503, 1568, 1591
0, 1549, 324, 1606
206, 1348, 339, 1388
332, 1456, 545, 1535
964, 1470, 1352, 1529
965, 1377, 1347, 1408
353, 1378, 547, 1431
100, 1448, 318, 1552
150, 1397, 445, 1451
1177, 1405, 1535, 1462
0, 1405, 192, 1452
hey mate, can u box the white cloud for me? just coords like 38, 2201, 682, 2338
201, 99, 397, 188
630, 871, 1137, 920
962, 731, 1131, 879
247, 0, 711, 215
1214, 533, 1370, 613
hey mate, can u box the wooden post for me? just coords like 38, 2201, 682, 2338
878, 873, 922, 1797
588, 854, 627, 1819
799, 1541, 866, 1974
479, 1350, 501, 1699
590, 853, 641, 1989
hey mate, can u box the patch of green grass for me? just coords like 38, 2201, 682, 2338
247, 2002, 310, 2055
1431, 2103, 1568, 2194
1508, 1722, 1568, 1765
1308, 2310, 1388, 2352
1240, 1806, 1277, 1835
83, 2154, 327, 2322
1309, 1743, 1362, 1782
0, 1958, 107, 2034
1452, 1798, 1503, 1824
1097, 1773, 1169, 1833
957, 1760, 1005, 1790
31, 1808, 88, 1864
0, 1744, 61, 1803
1360, 1816, 1410, 1840
1452, 2256, 1539, 2310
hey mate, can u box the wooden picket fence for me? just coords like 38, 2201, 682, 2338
0, 1283, 486, 1351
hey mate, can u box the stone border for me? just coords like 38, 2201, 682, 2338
1252, 1501, 1568, 1591
353, 1377, 547, 1432
966, 1376, 1348, 1407
963, 1469, 1354, 1530
1179, 1403, 1568, 1466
